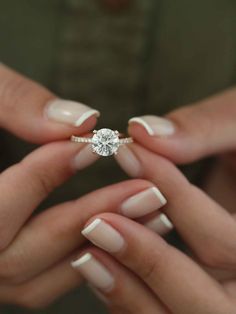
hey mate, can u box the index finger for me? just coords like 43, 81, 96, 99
81, 213, 233, 314
128, 88, 236, 164
116, 144, 236, 271
0, 141, 99, 251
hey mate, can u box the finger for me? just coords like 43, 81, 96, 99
0, 64, 99, 143
138, 212, 173, 236
0, 253, 82, 309
0, 141, 99, 250
81, 214, 233, 314
223, 281, 236, 302
128, 88, 236, 164
0, 179, 154, 283
115, 144, 236, 271
71, 247, 168, 314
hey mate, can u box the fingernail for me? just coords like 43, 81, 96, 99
145, 213, 173, 235
73, 144, 100, 170
71, 253, 114, 291
82, 219, 125, 253
45, 99, 100, 127
120, 186, 167, 218
115, 145, 142, 178
129, 115, 175, 136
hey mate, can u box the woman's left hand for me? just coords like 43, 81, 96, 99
72, 143, 236, 314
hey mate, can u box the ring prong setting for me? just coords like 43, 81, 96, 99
71, 128, 133, 157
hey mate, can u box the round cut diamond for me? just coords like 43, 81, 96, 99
92, 128, 119, 156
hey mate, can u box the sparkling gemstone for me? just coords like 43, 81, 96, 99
92, 128, 119, 156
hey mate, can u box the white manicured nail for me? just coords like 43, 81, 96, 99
115, 145, 142, 178
145, 213, 173, 235
120, 187, 167, 218
45, 99, 100, 127
129, 115, 175, 136
82, 219, 125, 253
71, 253, 114, 291
73, 144, 100, 170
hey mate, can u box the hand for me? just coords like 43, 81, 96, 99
0, 63, 100, 307
118, 87, 236, 276
0, 171, 155, 309
0, 64, 167, 309
127, 88, 236, 165
126, 87, 236, 213
71, 144, 236, 313
0, 64, 101, 142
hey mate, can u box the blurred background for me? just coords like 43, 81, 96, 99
0, 0, 236, 313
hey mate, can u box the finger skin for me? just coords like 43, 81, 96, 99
202, 157, 236, 214
82, 213, 233, 314
116, 144, 236, 271
73, 248, 168, 314
0, 64, 98, 143
0, 252, 82, 309
128, 88, 236, 164
0, 247, 166, 311
0, 141, 93, 251
0, 179, 153, 284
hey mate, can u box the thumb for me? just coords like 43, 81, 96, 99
128, 88, 236, 164
0, 64, 100, 144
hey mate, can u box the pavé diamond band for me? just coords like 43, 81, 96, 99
71, 128, 133, 157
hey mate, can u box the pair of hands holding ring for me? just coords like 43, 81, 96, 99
0, 63, 236, 314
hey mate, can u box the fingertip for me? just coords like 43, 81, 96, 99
128, 123, 189, 164
115, 144, 142, 178
128, 115, 176, 137
29, 114, 99, 144
74, 110, 100, 127
128, 117, 155, 136
71, 249, 115, 292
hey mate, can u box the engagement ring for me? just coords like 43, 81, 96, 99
71, 128, 133, 157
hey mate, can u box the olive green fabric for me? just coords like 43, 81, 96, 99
0, 0, 236, 313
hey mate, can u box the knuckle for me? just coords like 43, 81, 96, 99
168, 104, 213, 139
0, 230, 13, 253
141, 256, 160, 281
0, 73, 29, 113
199, 245, 235, 269
33, 168, 54, 196
44, 200, 83, 242
138, 245, 168, 282
16, 289, 48, 310
109, 286, 143, 314
19, 298, 47, 310
0, 264, 25, 285
20, 159, 55, 196
0, 253, 28, 285
0, 64, 53, 124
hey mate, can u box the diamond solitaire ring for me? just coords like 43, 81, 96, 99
71, 128, 133, 157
